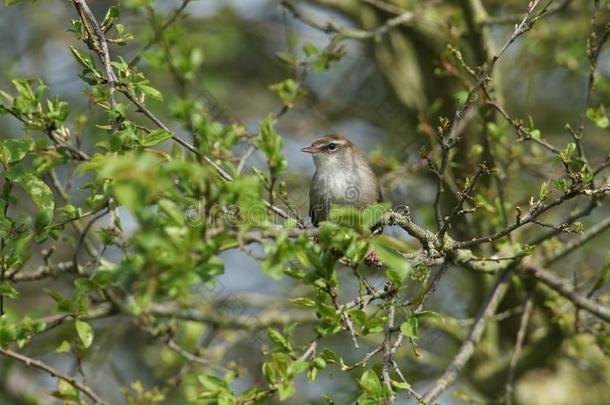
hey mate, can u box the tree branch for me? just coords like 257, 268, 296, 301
522, 263, 610, 322
422, 265, 514, 402
0, 347, 109, 404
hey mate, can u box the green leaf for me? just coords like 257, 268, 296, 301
75, 320, 94, 348
287, 359, 309, 376
60, 204, 82, 220
198, 375, 230, 392
5, 165, 54, 210
138, 84, 163, 101
35, 207, 54, 230
320, 349, 338, 364
563, 143, 576, 160
586, 106, 609, 129
56, 379, 79, 400
400, 318, 419, 339
44, 288, 65, 303
278, 381, 295, 400
539, 181, 550, 200
391, 380, 411, 390
288, 297, 316, 307
140, 129, 172, 147
257, 115, 287, 173
415, 310, 445, 323
303, 43, 320, 57
55, 340, 71, 353
455, 90, 468, 106
274, 52, 297, 65
0, 281, 18, 299
69, 46, 96, 72
370, 240, 411, 284
267, 328, 291, 351
529, 129, 541, 140
359, 370, 382, 395
5, 0, 22, 6
307, 366, 318, 382
262, 362, 276, 384
0, 139, 32, 164
269, 79, 305, 108
102, 5, 120, 28
313, 357, 327, 369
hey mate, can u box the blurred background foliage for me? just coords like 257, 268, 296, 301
1, 0, 610, 404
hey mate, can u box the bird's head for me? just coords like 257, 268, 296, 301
301, 134, 357, 169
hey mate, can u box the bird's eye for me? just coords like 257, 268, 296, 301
328, 143, 337, 151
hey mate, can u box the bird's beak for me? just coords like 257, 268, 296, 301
301, 145, 320, 154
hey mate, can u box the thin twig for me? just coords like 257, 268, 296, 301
523, 263, 610, 322
543, 215, 610, 266
382, 297, 397, 404
281, 0, 415, 40
505, 295, 533, 405
128, 0, 194, 67
0, 347, 109, 404
438, 165, 485, 238
72, 0, 118, 128
481, 0, 571, 25
0, 176, 12, 315
422, 265, 515, 403
72, 208, 109, 271
70, 0, 299, 227
446, 0, 548, 146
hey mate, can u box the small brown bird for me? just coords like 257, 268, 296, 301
301, 134, 382, 226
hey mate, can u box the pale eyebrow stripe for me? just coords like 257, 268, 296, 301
315, 139, 347, 148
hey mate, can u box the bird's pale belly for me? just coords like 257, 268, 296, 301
319, 174, 373, 208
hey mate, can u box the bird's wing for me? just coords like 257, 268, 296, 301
309, 193, 325, 226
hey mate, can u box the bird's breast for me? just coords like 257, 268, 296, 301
313, 167, 377, 207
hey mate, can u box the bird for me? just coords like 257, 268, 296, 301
301, 134, 382, 227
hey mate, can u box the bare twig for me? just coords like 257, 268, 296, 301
422, 265, 514, 403
505, 295, 533, 405
382, 298, 397, 404
481, 0, 571, 25
327, 285, 359, 348
341, 346, 383, 371
438, 165, 485, 238
281, 0, 415, 40
454, 186, 582, 249
523, 263, 610, 322
543, 214, 610, 266
446, 0, 548, 146
0, 177, 12, 315
0, 347, 109, 404
72, 207, 109, 271
128, 0, 194, 67
147, 302, 316, 330
72, 0, 118, 128
8, 260, 78, 282
569, 5, 610, 160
